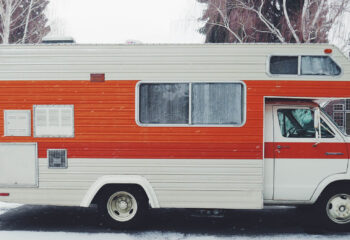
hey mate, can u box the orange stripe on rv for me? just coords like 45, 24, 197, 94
1, 80, 350, 160
38, 142, 263, 159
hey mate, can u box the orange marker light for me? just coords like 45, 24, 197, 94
324, 49, 333, 54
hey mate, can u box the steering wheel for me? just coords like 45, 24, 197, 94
286, 127, 297, 137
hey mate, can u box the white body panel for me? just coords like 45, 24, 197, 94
0, 158, 263, 209
263, 158, 274, 200
0, 44, 348, 82
0, 143, 37, 187
274, 158, 347, 200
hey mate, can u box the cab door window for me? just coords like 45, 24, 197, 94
277, 108, 335, 138
277, 109, 315, 138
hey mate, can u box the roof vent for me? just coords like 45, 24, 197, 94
41, 36, 76, 44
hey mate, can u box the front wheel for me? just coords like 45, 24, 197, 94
98, 187, 148, 229
316, 189, 350, 231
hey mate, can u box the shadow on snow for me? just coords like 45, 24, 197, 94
0, 205, 349, 236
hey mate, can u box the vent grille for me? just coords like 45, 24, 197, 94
48, 149, 67, 168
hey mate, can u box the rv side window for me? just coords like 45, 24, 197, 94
138, 82, 245, 126
269, 55, 342, 76
192, 83, 242, 124
270, 56, 298, 75
301, 56, 341, 76
139, 83, 189, 124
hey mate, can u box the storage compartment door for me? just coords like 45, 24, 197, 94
0, 143, 37, 187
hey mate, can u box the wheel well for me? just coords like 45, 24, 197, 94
317, 180, 350, 202
90, 184, 150, 206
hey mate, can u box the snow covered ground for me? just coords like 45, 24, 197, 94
2, 202, 350, 240
0, 202, 21, 215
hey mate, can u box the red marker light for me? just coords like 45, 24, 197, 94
0, 193, 9, 196
324, 49, 333, 54
90, 73, 105, 82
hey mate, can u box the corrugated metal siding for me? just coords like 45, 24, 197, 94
0, 44, 348, 81
0, 80, 263, 159
3, 158, 262, 209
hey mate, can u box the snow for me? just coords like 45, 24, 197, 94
0, 202, 21, 215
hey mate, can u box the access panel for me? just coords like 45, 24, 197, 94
0, 143, 38, 187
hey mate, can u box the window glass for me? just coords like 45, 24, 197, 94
191, 83, 243, 125
277, 109, 315, 138
346, 99, 350, 111
333, 104, 344, 111
321, 119, 335, 138
346, 113, 350, 135
301, 56, 341, 76
138, 82, 245, 126
139, 83, 189, 124
270, 56, 298, 75
333, 112, 344, 127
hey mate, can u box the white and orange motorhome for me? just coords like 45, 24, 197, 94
0, 43, 350, 229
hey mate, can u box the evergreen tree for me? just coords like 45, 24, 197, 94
199, 0, 348, 44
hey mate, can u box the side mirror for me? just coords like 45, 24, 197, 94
313, 108, 321, 147
314, 108, 320, 129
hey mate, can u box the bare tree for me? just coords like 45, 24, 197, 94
199, 0, 350, 47
0, 0, 50, 44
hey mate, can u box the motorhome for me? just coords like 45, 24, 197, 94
0, 43, 350, 229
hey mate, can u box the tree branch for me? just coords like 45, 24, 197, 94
207, 1, 243, 43
301, 0, 309, 42
283, 0, 300, 43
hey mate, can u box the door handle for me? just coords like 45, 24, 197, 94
277, 145, 290, 149
325, 152, 344, 156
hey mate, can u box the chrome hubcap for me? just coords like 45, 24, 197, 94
107, 191, 138, 222
119, 200, 128, 210
326, 194, 350, 224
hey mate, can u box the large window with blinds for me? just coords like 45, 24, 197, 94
137, 82, 245, 126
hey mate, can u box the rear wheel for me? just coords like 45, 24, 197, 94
98, 187, 148, 229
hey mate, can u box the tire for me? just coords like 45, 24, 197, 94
314, 188, 350, 231
98, 186, 148, 229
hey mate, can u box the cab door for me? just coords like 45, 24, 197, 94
272, 106, 348, 201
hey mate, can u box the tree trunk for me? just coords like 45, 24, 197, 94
22, 0, 34, 43
3, 0, 12, 44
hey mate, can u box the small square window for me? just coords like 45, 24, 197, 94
334, 112, 344, 127
346, 99, 350, 111
270, 56, 298, 75
333, 104, 344, 111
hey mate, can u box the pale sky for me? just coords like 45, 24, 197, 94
46, 0, 206, 44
